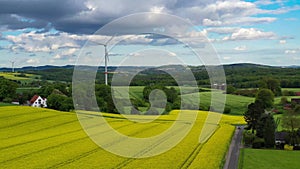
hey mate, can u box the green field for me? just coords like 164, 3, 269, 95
114, 87, 254, 115
0, 106, 244, 168
0, 102, 13, 107
282, 88, 300, 92
16, 87, 40, 94
239, 148, 300, 169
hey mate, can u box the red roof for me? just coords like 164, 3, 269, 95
30, 95, 39, 104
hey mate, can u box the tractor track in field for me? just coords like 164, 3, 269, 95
0, 114, 63, 130
0, 110, 48, 119
46, 122, 163, 169
112, 122, 191, 169
0, 118, 125, 150
179, 143, 203, 169
179, 125, 221, 169
0, 121, 135, 164
2, 118, 82, 139
2, 115, 123, 140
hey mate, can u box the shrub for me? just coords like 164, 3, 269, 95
284, 144, 293, 151
280, 97, 288, 105
3, 97, 13, 103
223, 107, 231, 114
252, 137, 265, 149
243, 132, 255, 147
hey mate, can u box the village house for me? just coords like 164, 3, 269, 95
29, 95, 47, 108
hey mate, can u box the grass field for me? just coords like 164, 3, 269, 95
0, 106, 245, 169
282, 88, 300, 92
114, 87, 254, 115
239, 148, 300, 169
0, 102, 13, 107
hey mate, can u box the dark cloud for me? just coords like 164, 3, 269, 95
0, 0, 89, 33
0, 0, 296, 35
0, 0, 87, 19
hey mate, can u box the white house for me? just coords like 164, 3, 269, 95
30, 95, 47, 108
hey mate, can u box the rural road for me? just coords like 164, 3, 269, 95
223, 126, 244, 169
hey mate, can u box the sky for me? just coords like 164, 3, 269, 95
0, 0, 299, 68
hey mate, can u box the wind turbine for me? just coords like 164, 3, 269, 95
9, 60, 15, 73
92, 36, 114, 85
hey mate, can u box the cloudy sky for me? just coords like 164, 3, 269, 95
0, 0, 299, 67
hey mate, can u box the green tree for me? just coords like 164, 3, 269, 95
95, 84, 118, 114
256, 113, 276, 148
47, 93, 73, 111
244, 101, 264, 134
255, 89, 274, 109
282, 108, 300, 145
226, 85, 236, 94
0, 78, 18, 101
260, 78, 281, 96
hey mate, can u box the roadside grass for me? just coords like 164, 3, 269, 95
239, 148, 300, 169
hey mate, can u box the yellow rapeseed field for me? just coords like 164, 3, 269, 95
0, 106, 245, 168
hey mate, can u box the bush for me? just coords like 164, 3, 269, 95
252, 137, 265, 149
243, 132, 255, 147
3, 97, 13, 103
284, 144, 294, 151
280, 97, 288, 105
223, 107, 231, 114
199, 105, 209, 111
234, 89, 258, 97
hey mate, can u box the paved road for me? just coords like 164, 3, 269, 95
223, 126, 244, 169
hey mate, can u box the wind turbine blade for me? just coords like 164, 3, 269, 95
105, 35, 115, 45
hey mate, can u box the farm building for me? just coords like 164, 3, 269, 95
29, 95, 47, 108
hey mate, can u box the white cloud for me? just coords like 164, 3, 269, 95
234, 45, 247, 51
206, 27, 240, 34
285, 50, 297, 54
223, 28, 276, 41
26, 58, 40, 64
168, 51, 177, 57
150, 6, 166, 13
279, 40, 286, 44
203, 17, 276, 26
6, 31, 80, 53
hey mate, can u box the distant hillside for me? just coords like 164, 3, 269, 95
0, 64, 299, 88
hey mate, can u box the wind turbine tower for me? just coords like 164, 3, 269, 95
93, 36, 114, 85
10, 61, 15, 73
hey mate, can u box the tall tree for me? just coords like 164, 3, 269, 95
260, 78, 281, 96
255, 89, 274, 109
244, 101, 264, 134
257, 113, 276, 148
282, 107, 300, 145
